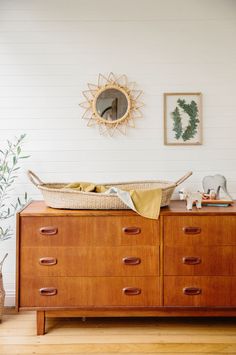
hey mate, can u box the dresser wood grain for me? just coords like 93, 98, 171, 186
16, 200, 236, 335
20, 246, 159, 277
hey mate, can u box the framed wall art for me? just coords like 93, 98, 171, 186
164, 92, 202, 145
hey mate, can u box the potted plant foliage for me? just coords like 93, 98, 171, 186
0, 134, 29, 321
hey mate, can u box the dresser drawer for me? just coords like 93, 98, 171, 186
20, 246, 159, 277
164, 216, 236, 246
164, 246, 236, 276
20, 216, 159, 247
164, 276, 236, 307
20, 276, 160, 307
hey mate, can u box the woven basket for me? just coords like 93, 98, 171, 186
0, 253, 8, 322
28, 171, 192, 210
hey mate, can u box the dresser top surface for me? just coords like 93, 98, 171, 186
19, 200, 236, 217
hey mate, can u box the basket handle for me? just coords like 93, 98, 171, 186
0, 253, 8, 273
175, 171, 193, 186
27, 170, 44, 186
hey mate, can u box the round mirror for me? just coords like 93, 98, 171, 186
80, 72, 143, 136
95, 88, 129, 122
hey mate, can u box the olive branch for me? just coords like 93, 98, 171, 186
171, 99, 199, 141
0, 134, 30, 242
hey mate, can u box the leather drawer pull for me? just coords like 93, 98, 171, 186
39, 257, 57, 266
39, 287, 57, 296
122, 227, 141, 235
123, 287, 141, 296
183, 287, 201, 296
39, 226, 58, 235
183, 226, 201, 235
122, 257, 141, 265
182, 256, 201, 265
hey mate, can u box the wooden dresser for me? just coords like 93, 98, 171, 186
16, 201, 236, 335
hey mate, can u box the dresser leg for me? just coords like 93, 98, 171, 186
37, 311, 45, 335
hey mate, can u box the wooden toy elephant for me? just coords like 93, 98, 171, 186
202, 174, 232, 200
179, 189, 202, 210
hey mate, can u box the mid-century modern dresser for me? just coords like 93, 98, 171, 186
16, 200, 236, 335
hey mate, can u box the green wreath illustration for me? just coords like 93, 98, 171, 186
171, 99, 199, 141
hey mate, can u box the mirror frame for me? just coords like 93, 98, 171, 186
80, 72, 143, 136
93, 84, 131, 124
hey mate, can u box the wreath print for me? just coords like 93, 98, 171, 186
171, 99, 199, 141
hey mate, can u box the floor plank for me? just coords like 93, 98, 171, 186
0, 311, 235, 354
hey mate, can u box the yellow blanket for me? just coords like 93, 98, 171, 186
129, 188, 162, 219
64, 182, 162, 219
65, 182, 106, 193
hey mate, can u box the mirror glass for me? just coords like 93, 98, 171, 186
96, 88, 128, 121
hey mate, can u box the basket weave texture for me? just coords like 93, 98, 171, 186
0, 253, 7, 322
0, 273, 5, 322
28, 171, 192, 210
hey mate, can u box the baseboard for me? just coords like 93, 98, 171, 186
4, 291, 15, 307
3, 306, 17, 314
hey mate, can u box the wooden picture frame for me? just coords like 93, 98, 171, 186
164, 92, 202, 145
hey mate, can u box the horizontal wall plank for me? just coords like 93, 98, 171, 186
1, 0, 236, 21
1, 128, 236, 142
0, 63, 235, 79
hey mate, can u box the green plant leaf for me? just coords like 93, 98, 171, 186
19, 155, 30, 159
172, 99, 200, 142
0, 134, 30, 242
171, 107, 183, 140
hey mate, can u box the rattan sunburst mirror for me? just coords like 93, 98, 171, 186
80, 72, 143, 136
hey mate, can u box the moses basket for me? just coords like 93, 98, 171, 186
28, 171, 192, 210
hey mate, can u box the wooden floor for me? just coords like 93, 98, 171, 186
0, 311, 236, 354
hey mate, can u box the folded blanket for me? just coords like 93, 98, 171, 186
105, 187, 162, 219
64, 182, 162, 219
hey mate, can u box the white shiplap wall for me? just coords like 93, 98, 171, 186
0, 0, 236, 305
